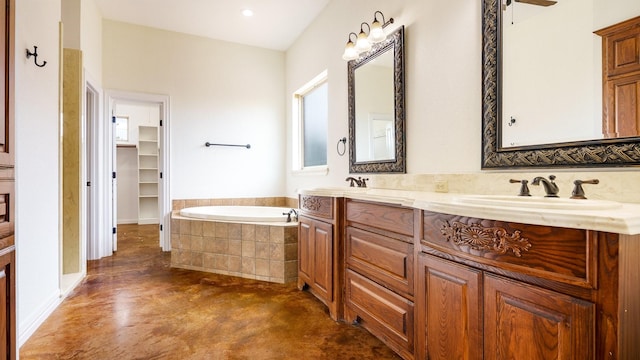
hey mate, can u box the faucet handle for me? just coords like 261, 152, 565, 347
358, 177, 369, 188
571, 179, 599, 199
509, 179, 531, 196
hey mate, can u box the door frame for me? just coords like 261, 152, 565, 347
104, 90, 171, 251
84, 73, 101, 261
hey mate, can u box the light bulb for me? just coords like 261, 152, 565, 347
369, 19, 386, 43
342, 41, 358, 61
355, 30, 371, 53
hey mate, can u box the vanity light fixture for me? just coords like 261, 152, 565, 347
342, 11, 394, 61
369, 11, 394, 43
355, 23, 372, 52
342, 32, 359, 61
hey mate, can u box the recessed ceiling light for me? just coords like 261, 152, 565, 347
242, 9, 254, 17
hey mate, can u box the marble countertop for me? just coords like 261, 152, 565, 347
299, 187, 640, 235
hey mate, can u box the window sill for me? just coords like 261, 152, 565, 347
292, 166, 329, 177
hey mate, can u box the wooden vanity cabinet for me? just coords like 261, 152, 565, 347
344, 199, 416, 360
417, 210, 637, 360
417, 254, 594, 360
297, 195, 343, 321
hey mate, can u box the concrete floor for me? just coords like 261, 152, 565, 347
20, 224, 401, 359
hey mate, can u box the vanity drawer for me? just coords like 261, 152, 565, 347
421, 211, 598, 289
345, 269, 414, 360
346, 226, 413, 298
299, 195, 334, 221
345, 199, 414, 237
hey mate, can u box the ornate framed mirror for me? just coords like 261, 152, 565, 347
348, 26, 405, 173
481, 0, 640, 169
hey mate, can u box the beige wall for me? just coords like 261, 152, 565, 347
285, 0, 640, 203
102, 20, 287, 200
16, 0, 63, 345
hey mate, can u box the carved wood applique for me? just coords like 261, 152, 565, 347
301, 196, 322, 211
440, 221, 531, 257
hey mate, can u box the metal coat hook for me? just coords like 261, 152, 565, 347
26, 46, 47, 67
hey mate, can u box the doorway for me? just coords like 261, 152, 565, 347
105, 91, 171, 251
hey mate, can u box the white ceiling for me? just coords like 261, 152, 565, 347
94, 0, 330, 51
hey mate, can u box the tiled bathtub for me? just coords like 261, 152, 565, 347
170, 211, 298, 284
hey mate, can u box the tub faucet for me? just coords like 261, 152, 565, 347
283, 209, 298, 223
531, 175, 559, 197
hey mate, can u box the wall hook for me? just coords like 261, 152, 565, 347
26, 46, 47, 67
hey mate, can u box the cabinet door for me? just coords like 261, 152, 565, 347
298, 218, 313, 285
417, 253, 483, 360
0, 249, 14, 359
605, 74, 640, 137
484, 274, 595, 360
297, 216, 334, 305
311, 219, 333, 301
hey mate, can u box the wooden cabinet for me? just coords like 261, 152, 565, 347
297, 195, 342, 320
298, 194, 639, 360
0, 247, 14, 360
137, 126, 158, 224
344, 199, 415, 360
298, 217, 334, 305
0, 0, 15, 358
416, 253, 482, 360
418, 210, 634, 360
417, 253, 594, 360
483, 273, 594, 359
596, 16, 640, 138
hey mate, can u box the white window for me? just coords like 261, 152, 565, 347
114, 116, 129, 142
293, 70, 328, 175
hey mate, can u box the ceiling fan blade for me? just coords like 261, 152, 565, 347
515, 0, 558, 6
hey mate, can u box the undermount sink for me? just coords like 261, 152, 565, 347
453, 195, 622, 211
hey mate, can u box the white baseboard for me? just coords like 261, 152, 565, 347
60, 272, 86, 298
117, 219, 138, 225
18, 290, 61, 348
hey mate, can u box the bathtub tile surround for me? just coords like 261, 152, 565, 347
366, 171, 640, 204
171, 198, 299, 284
172, 196, 298, 211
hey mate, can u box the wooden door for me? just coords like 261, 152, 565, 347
417, 253, 483, 360
484, 274, 595, 359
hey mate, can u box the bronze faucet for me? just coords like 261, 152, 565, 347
531, 175, 559, 197
282, 209, 298, 222
570, 179, 599, 199
345, 176, 368, 188
509, 179, 531, 196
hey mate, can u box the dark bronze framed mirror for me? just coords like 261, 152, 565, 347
348, 26, 405, 173
481, 0, 640, 169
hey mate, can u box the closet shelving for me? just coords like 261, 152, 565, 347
137, 125, 159, 224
